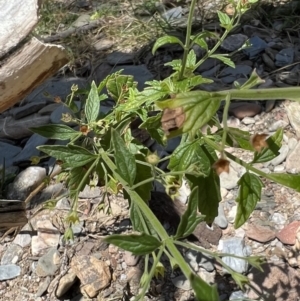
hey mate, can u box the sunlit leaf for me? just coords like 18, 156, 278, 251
30, 124, 80, 140
111, 128, 136, 186
104, 233, 161, 255
168, 140, 210, 176
235, 172, 263, 229
152, 35, 184, 54
85, 81, 100, 123
37, 145, 97, 168
156, 91, 222, 138
210, 54, 235, 68
266, 173, 300, 192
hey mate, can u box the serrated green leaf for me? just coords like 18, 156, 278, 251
30, 124, 80, 140
252, 128, 282, 163
168, 140, 210, 176
68, 166, 90, 191
165, 59, 182, 72
210, 54, 235, 68
106, 73, 136, 102
175, 187, 204, 239
190, 273, 219, 301
156, 91, 222, 138
140, 113, 166, 146
85, 81, 100, 123
188, 170, 221, 224
186, 49, 196, 68
221, 127, 252, 150
152, 35, 184, 54
235, 172, 263, 229
217, 11, 231, 26
111, 128, 136, 186
37, 145, 97, 168
104, 233, 161, 255
191, 31, 218, 51
266, 173, 300, 192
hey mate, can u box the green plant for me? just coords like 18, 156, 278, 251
31, 0, 300, 299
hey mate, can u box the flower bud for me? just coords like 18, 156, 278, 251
251, 133, 268, 152
212, 158, 230, 175
146, 152, 160, 166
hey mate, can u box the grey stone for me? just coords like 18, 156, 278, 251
198, 253, 214, 272
32, 183, 65, 205
79, 185, 101, 198
12, 134, 48, 164
271, 212, 286, 225
201, 65, 221, 78
214, 203, 228, 229
36, 276, 51, 297
219, 65, 252, 84
171, 275, 191, 290
0, 141, 22, 167
7, 166, 46, 200
270, 145, 289, 166
13, 224, 32, 247
165, 136, 181, 153
185, 249, 199, 272
10, 102, 47, 120
221, 34, 248, 51
0, 114, 51, 139
56, 270, 77, 297
72, 221, 84, 236
219, 237, 250, 274
0, 264, 21, 280
262, 53, 276, 69
56, 197, 71, 210
107, 51, 136, 65
243, 36, 268, 59
162, 6, 182, 21
23, 77, 88, 105
93, 39, 114, 51
38, 103, 62, 115
275, 48, 294, 67
196, 58, 219, 73
36, 247, 60, 277
1, 244, 23, 265
229, 290, 247, 300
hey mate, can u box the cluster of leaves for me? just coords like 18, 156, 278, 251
31, 0, 300, 300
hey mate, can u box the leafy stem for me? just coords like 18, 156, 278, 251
178, 0, 197, 80
134, 246, 165, 301
221, 93, 231, 154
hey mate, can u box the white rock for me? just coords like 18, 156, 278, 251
271, 212, 286, 225
219, 168, 239, 190
227, 205, 237, 223
286, 142, 300, 173
285, 102, 300, 138
288, 137, 298, 151
268, 120, 288, 131
270, 145, 289, 166
242, 117, 255, 124
7, 166, 46, 200
274, 165, 285, 172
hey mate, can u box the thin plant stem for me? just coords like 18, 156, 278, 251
178, 0, 197, 80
